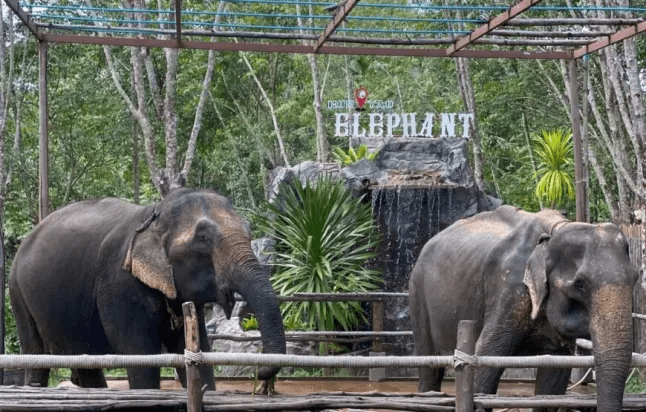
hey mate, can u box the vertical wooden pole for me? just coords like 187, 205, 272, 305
569, 58, 586, 223
38, 41, 48, 222
369, 299, 386, 382
455, 320, 476, 412
372, 300, 384, 353
581, 55, 590, 222
182, 302, 203, 412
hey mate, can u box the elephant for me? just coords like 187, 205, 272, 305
9, 188, 286, 389
409, 205, 637, 412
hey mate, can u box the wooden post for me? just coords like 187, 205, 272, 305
369, 299, 386, 382
455, 320, 476, 412
182, 302, 203, 412
372, 299, 384, 352
38, 40, 48, 222
569, 58, 587, 223
581, 54, 590, 222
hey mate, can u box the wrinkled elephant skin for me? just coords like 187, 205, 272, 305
409, 205, 637, 412
10, 188, 286, 389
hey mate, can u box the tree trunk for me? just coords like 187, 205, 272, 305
105, 0, 224, 197
586, 139, 618, 221
296, 4, 328, 163
309, 54, 328, 163
455, 57, 484, 190
239, 50, 291, 167
210, 92, 258, 209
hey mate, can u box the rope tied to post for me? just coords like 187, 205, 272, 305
184, 349, 203, 366
454, 349, 477, 368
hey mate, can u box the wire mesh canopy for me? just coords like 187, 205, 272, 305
5, 0, 646, 59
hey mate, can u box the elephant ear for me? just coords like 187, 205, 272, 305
123, 220, 177, 299
522, 233, 550, 320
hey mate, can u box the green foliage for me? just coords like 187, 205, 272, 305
332, 145, 379, 166
4, 291, 20, 355
533, 130, 575, 208
256, 175, 382, 332
241, 315, 259, 331
625, 368, 646, 393
48, 369, 71, 387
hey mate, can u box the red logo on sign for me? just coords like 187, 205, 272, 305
354, 87, 368, 110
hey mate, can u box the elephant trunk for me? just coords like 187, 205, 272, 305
232, 257, 287, 380
590, 284, 633, 412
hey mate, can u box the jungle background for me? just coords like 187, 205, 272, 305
0, 0, 645, 356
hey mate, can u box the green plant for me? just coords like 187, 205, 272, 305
626, 368, 646, 393
242, 315, 259, 331
256, 175, 382, 333
4, 291, 20, 354
47, 368, 71, 387
332, 145, 379, 166
533, 129, 574, 208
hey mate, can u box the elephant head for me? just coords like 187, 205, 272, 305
123, 188, 286, 380
524, 222, 637, 412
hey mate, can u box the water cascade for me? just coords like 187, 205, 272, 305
368, 183, 488, 374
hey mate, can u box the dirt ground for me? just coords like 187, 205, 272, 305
85, 377, 597, 412
103, 377, 597, 397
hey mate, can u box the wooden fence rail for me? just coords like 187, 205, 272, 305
5, 302, 646, 411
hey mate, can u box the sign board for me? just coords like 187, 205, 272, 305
328, 87, 474, 140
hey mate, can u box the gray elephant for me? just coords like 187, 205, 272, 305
10, 188, 286, 389
409, 205, 637, 412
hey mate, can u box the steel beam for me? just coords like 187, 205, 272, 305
572, 20, 646, 58
446, 0, 542, 56
3, 0, 42, 40
42, 33, 570, 59
314, 0, 359, 53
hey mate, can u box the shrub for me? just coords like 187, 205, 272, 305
257, 175, 382, 332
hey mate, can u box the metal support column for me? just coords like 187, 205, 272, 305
38, 41, 48, 222
569, 58, 587, 222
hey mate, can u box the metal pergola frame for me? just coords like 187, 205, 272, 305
5, 0, 646, 224
0, 1, 643, 240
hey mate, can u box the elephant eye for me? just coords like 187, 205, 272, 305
195, 233, 211, 243
573, 279, 585, 291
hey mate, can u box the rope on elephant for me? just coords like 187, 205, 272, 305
453, 350, 478, 368
184, 350, 203, 366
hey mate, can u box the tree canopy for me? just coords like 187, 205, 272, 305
0, 2, 643, 242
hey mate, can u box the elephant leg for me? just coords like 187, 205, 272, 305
410, 291, 443, 392
474, 308, 531, 394
419, 367, 444, 393
24, 369, 49, 388
532, 367, 570, 412
127, 368, 161, 389
10, 287, 49, 387
71, 369, 107, 388
197, 307, 216, 391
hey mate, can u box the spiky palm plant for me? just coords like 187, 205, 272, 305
533, 129, 575, 209
257, 175, 382, 333
332, 145, 379, 166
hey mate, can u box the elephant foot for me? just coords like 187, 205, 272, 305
255, 378, 276, 395
25, 368, 49, 388
71, 369, 107, 388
